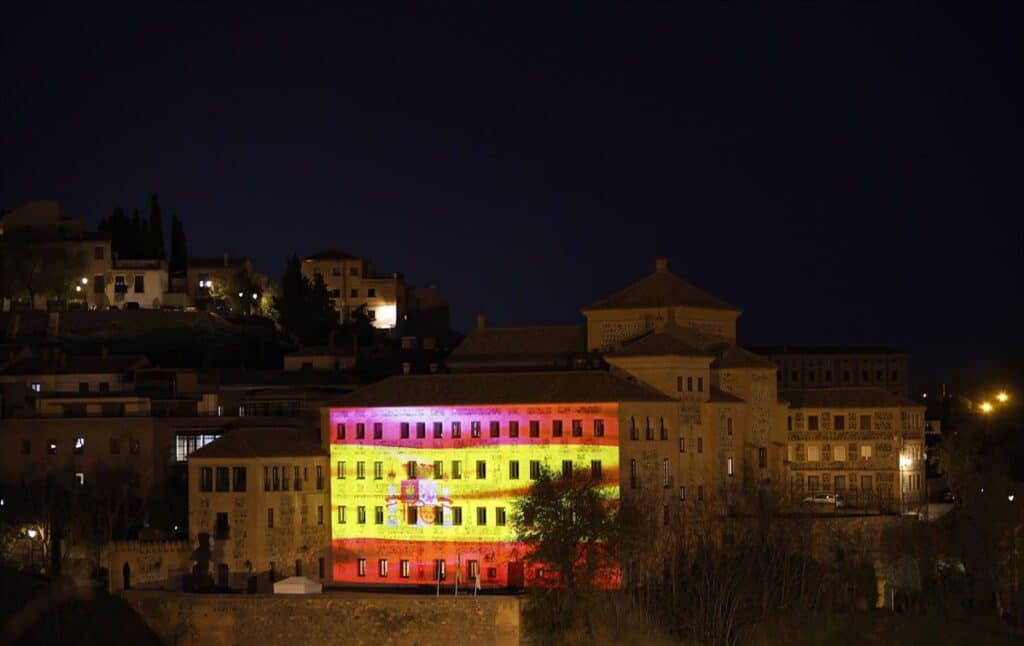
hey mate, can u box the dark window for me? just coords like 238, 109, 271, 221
476, 460, 486, 479
451, 422, 461, 438
787, 416, 792, 431
687, 376, 694, 391
860, 415, 871, 431
629, 459, 638, 489
417, 422, 426, 439
509, 460, 520, 479
99, 382, 109, 393
375, 461, 384, 479
93, 275, 104, 293
645, 417, 653, 440
357, 559, 366, 577
373, 423, 383, 439
358, 506, 367, 524
350, 288, 358, 297
489, 421, 499, 438
594, 419, 605, 437
530, 460, 541, 479
630, 417, 639, 440
834, 416, 846, 431
452, 507, 463, 525
215, 512, 229, 539
698, 485, 704, 501
660, 418, 668, 440
368, 288, 376, 298
792, 371, 799, 381
400, 423, 410, 439
375, 506, 384, 524
843, 370, 851, 383
726, 418, 733, 435
400, 560, 410, 578
336, 424, 346, 440
215, 467, 230, 491
508, 421, 519, 438
824, 370, 832, 381
676, 376, 683, 391
562, 460, 572, 478
697, 437, 704, 453
476, 507, 487, 525
407, 461, 417, 478
529, 420, 540, 437
452, 460, 462, 479
200, 467, 213, 492
471, 422, 481, 438
679, 437, 686, 453
591, 460, 602, 480
79, 382, 89, 393
698, 377, 704, 392
319, 558, 325, 579
808, 416, 819, 431
496, 507, 507, 526
94, 246, 104, 259
316, 465, 323, 490
433, 460, 443, 478
571, 420, 583, 437
356, 423, 365, 439
233, 467, 247, 491
433, 422, 443, 439
758, 447, 768, 468
133, 275, 144, 293
552, 420, 563, 437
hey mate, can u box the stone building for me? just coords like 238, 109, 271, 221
301, 250, 404, 329
187, 426, 331, 589
781, 388, 926, 513
750, 346, 910, 397
186, 254, 269, 310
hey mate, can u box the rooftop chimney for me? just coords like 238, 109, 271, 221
655, 257, 669, 273
476, 313, 486, 329
223, 252, 229, 267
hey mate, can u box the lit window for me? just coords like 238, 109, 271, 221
378, 558, 388, 577
357, 558, 366, 577
807, 446, 820, 462
860, 445, 872, 459
400, 560, 410, 578
30, 383, 41, 393
727, 457, 734, 476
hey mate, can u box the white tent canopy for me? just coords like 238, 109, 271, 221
273, 576, 323, 595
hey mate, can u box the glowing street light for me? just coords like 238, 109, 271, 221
979, 401, 994, 414
996, 392, 1009, 404
26, 528, 38, 539
81, 277, 88, 285
899, 455, 912, 469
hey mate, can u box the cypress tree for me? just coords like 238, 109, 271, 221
169, 214, 188, 276
149, 193, 165, 260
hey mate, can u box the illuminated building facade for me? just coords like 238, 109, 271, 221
324, 371, 675, 588
302, 250, 404, 329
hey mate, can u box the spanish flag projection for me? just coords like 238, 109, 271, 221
329, 403, 620, 588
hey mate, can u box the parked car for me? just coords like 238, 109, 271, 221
802, 493, 846, 508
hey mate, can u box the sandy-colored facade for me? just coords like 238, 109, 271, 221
301, 250, 404, 329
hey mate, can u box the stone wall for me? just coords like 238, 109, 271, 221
104, 540, 194, 593
124, 589, 521, 646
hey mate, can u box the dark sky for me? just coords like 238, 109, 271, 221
2, 3, 1022, 385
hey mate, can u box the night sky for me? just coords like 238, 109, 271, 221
2, 4, 1021, 386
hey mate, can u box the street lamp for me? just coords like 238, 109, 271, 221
81, 277, 88, 285
996, 392, 1009, 404
980, 401, 994, 414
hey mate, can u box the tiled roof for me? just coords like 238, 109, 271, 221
747, 345, 905, 356
711, 346, 777, 369
710, 387, 745, 403
190, 426, 325, 459
333, 371, 673, 408
447, 326, 586, 361
780, 388, 923, 409
304, 250, 360, 261
584, 270, 739, 312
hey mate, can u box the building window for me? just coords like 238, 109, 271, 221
834, 415, 846, 431
406, 461, 417, 478
434, 460, 444, 478
267, 508, 274, 528
375, 506, 384, 524
659, 418, 668, 440
758, 447, 767, 468
807, 446, 820, 461
860, 415, 871, 431
337, 461, 346, 479
571, 420, 583, 437
433, 422, 443, 439
687, 377, 693, 392
530, 460, 541, 479
698, 485, 704, 502
489, 421, 500, 438
476, 507, 487, 525
233, 467, 247, 491
807, 475, 820, 491
591, 460, 602, 480
133, 275, 145, 293
697, 437, 703, 453
679, 437, 686, 453
452, 460, 462, 479
319, 558, 325, 579
808, 416, 819, 431
676, 376, 683, 392
374, 461, 383, 479
496, 507, 507, 526
452, 507, 463, 525
417, 422, 426, 439
355, 423, 365, 439
368, 288, 377, 298
316, 505, 324, 525
400, 422, 410, 439
357, 506, 367, 524
400, 560, 410, 578
552, 420, 563, 437
698, 377, 704, 392
435, 560, 446, 581
807, 371, 816, 383
74, 437, 85, 454
860, 445, 872, 459
357, 461, 366, 479
378, 558, 388, 577
200, 467, 213, 492
509, 460, 520, 479
663, 458, 670, 488
787, 416, 792, 431
215, 467, 230, 491
316, 465, 324, 490
451, 421, 461, 438
338, 505, 346, 523
594, 419, 605, 437
834, 445, 847, 461
336, 423, 345, 440
357, 558, 367, 577
630, 417, 639, 440
843, 370, 851, 383
645, 417, 653, 440
663, 504, 670, 526
373, 423, 383, 439
727, 457, 734, 476
471, 422, 481, 438
508, 420, 519, 438
476, 460, 486, 479
679, 486, 686, 501
350, 288, 358, 297
349, 266, 358, 276
529, 420, 540, 437
629, 459, 638, 489
726, 417, 733, 435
